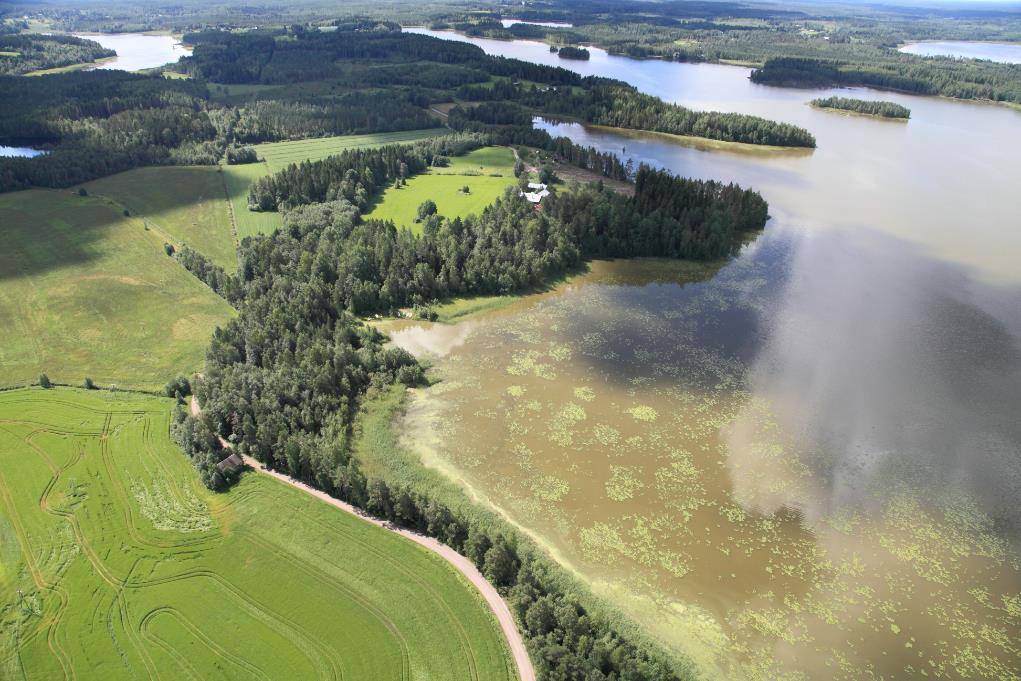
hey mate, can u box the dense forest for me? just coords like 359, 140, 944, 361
810, 96, 910, 119
0, 33, 114, 75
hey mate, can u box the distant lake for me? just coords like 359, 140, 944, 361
72, 33, 191, 71
0, 146, 46, 158
899, 40, 1021, 64
500, 19, 574, 28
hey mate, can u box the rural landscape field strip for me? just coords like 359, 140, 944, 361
0, 389, 515, 681
254, 129, 447, 172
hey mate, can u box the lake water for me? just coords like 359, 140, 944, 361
899, 40, 1021, 64
396, 29, 1021, 679
500, 19, 574, 29
0, 146, 46, 158
72, 33, 191, 71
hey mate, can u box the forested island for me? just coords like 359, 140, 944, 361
555, 45, 590, 60
810, 96, 910, 119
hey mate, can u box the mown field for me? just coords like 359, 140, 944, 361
0, 190, 234, 391
0, 388, 514, 681
84, 166, 238, 270
221, 162, 282, 240
363, 147, 517, 234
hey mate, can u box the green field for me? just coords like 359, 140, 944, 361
362, 147, 517, 233
0, 388, 514, 681
0, 190, 235, 391
224, 129, 448, 239
84, 166, 238, 271
222, 162, 283, 240
253, 129, 447, 173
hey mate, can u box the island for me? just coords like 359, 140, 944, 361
810, 96, 910, 119
555, 45, 590, 60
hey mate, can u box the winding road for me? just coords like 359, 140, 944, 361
191, 397, 535, 681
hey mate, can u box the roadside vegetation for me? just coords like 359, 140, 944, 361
0, 388, 515, 681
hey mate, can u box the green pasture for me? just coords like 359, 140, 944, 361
0, 190, 234, 391
253, 129, 447, 173
84, 166, 238, 270
0, 388, 514, 681
362, 147, 517, 233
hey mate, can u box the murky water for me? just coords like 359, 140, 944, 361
390, 30, 1021, 680
72, 32, 191, 71
899, 41, 1021, 64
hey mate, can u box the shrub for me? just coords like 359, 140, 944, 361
165, 374, 192, 398
83, 377, 96, 390
77, 187, 87, 197
39, 374, 51, 388
163, 242, 175, 256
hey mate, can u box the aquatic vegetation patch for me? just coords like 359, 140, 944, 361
606, 465, 644, 502
628, 405, 659, 422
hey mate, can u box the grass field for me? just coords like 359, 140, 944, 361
223, 129, 448, 239
253, 129, 447, 173
84, 167, 238, 271
0, 190, 235, 391
363, 147, 517, 234
221, 162, 282, 240
0, 388, 514, 681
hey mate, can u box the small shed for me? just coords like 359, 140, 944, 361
216, 452, 244, 474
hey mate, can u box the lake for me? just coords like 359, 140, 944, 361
899, 40, 1021, 64
0, 146, 47, 158
396, 29, 1021, 679
72, 32, 191, 71
500, 19, 574, 28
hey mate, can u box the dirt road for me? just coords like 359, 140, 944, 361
190, 397, 535, 681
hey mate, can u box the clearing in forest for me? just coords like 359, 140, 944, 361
0, 190, 234, 391
362, 146, 518, 234
0, 388, 515, 681
84, 166, 239, 271
225, 129, 448, 239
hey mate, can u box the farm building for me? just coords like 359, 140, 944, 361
521, 182, 550, 204
216, 452, 245, 474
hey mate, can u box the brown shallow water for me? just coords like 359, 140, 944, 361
393, 29, 1021, 680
